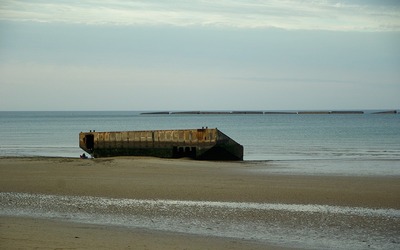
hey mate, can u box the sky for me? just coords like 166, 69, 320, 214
0, 0, 399, 111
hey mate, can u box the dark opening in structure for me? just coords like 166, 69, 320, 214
85, 134, 94, 150
173, 146, 196, 158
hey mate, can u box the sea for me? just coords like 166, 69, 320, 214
1, 110, 399, 176
1, 111, 400, 249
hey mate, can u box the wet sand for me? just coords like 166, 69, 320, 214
1, 157, 399, 249
1, 216, 274, 250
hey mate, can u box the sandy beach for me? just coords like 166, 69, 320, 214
1, 157, 399, 249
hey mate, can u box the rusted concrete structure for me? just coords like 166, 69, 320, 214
79, 128, 243, 160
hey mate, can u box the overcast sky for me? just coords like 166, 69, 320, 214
0, 0, 399, 111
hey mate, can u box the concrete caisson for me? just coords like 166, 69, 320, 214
79, 128, 243, 161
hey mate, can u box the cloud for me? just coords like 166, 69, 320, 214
0, 0, 399, 31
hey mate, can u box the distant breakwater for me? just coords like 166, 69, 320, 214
141, 110, 398, 115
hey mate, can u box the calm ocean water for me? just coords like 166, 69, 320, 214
1, 111, 399, 176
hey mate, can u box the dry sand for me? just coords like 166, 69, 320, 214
1, 157, 399, 249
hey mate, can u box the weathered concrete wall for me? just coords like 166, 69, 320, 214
79, 128, 243, 160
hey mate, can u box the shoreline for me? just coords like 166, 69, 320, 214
1, 156, 399, 249
1, 216, 279, 250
